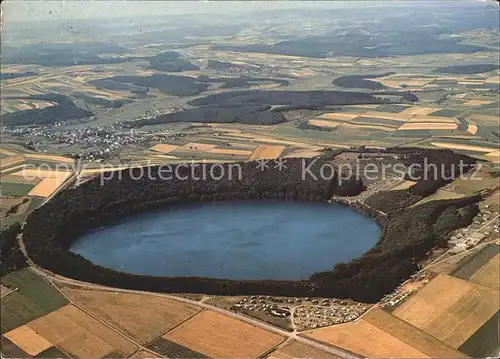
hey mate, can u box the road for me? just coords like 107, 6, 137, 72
29, 265, 360, 359
423, 214, 499, 272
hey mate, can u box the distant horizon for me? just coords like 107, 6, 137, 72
1, 0, 494, 26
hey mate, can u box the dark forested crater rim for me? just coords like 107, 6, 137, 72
22, 152, 480, 302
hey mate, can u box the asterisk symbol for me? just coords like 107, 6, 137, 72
274, 158, 287, 171
255, 158, 269, 171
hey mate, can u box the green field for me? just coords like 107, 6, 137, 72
1, 292, 47, 333
1, 269, 68, 333
147, 337, 208, 358
375, 104, 409, 113
429, 109, 464, 117
35, 346, 70, 358
0, 182, 34, 197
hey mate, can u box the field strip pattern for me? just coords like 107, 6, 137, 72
304, 307, 467, 358
164, 310, 284, 358
393, 274, 499, 349
61, 287, 201, 344
249, 145, 285, 160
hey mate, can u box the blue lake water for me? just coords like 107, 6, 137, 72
70, 201, 381, 280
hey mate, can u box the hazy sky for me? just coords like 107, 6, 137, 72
1, 1, 352, 23
1, 1, 492, 24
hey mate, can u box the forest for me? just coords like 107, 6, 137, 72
332, 73, 395, 90
2, 94, 94, 126
431, 64, 497, 74
21, 149, 481, 302
0, 223, 26, 276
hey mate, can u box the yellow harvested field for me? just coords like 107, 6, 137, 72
389, 180, 416, 191
393, 274, 473, 329
430, 142, 497, 153
483, 151, 500, 163
165, 310, 283, 358
249, 144, 285, 160
150, 143, 179, 154
485, 77, 499, 84
226, 142, 258, 149
131, 349, 161, 358
1, 155, 25, 169
28, 310, 81, 345
0, 148, 18, 156
80, 166, 131, 174
15, 104, 33, 110
363, 308, 467, 358
358, 60, 379, 66
28, 177, 68, 197
267, 340, 341, 359
393, 274, 499, 348
425, 285, 498, 347
308, 119, 341, 128
149, 154, 179, 159
183, 143, 217, 151
484, 150, 500, 158
467, 123, 478, 135
469, 254, 499, 290
24, 154, 74, 163
401, 107, 441, 116
463, 100, 493, 106
457, 81, 485, 85
58, 305, 138, 356
1, 164, 26, 175
62, 287, 201, 344
305, 317, 429, 358
206, 148, 253, 156
399, 123, 458, 131
284, 150, 322, 158
317, 113, 360, 121
220, 132, 349, 149
4, 325, 53, 356
11, 168, 72, 179
407, 116, 457, 123
341, 122, 395, 132
358, 111, 409, 121
59, 330, 115, 358
30, 101, 55, 109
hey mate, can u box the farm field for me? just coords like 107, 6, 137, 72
249, 144, 285, 160
9, 304, 139, 358
451, 244, 500, 289
3, 325, 52, 356
267, 340, 341, 359
150, 143, 180, 154
469, 254, 499, 290
392, 274, 499, 350
61, 287, 201, 344
27, 177, 70, 198
164, 310, 284, 358
304, 307, 466, 358
147, 337, 207, 358
0, 269, 68, 333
